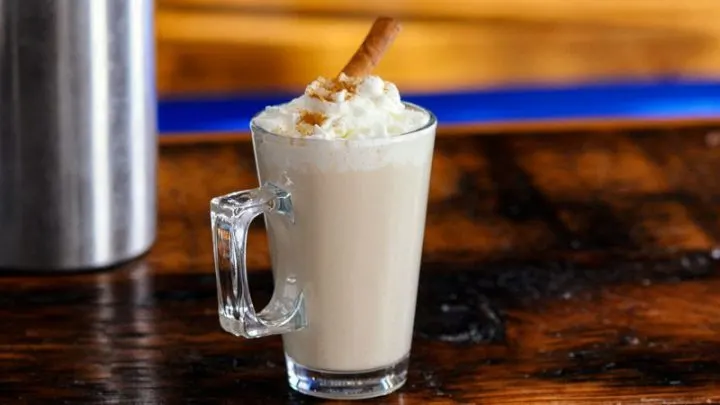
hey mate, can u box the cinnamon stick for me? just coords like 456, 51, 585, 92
340, 17, 402, 78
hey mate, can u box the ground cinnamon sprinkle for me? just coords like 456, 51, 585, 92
306, 76, 360, 102
299, 111, 326, 126
306, 89, 332, 102
329, 78, 359, 97
296, 111, 327, 136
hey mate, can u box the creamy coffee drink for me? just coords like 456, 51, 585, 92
211, 16, 437, 399
253, 74, 434, 371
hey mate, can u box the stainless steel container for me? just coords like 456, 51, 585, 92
0, 0, 157, 270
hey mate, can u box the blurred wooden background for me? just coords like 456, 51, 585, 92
156, 0, 720, 96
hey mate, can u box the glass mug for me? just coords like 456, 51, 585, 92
210, 104, 436, 400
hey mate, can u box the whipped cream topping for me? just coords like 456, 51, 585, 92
253, 74, 428, 140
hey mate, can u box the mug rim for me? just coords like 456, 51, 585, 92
250, 102, 437, 146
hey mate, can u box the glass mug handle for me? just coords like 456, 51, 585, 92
210, 183, 306, 338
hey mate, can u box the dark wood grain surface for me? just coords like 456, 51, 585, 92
4, 126, 720, 404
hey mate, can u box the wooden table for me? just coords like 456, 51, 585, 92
3, 124, 720, 404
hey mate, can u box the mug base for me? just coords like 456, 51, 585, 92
285, 353, 409, 400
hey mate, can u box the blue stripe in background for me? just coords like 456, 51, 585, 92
158, 79, 720, 135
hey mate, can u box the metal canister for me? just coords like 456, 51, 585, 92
0, 0, 157, 270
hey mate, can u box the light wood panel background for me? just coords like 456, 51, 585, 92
156, 0, 720, 96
